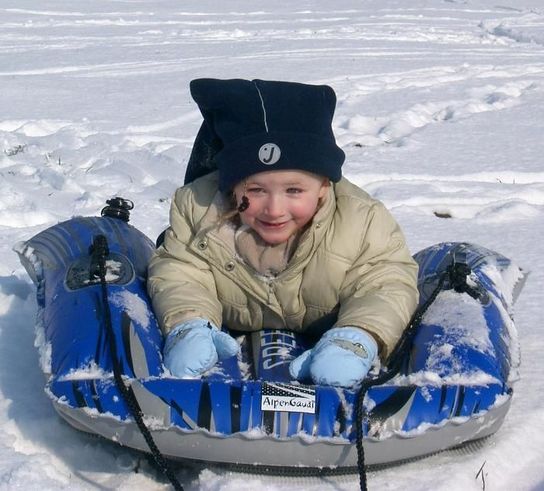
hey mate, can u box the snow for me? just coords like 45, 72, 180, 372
109, 290, 152, 330
425, 290, 492, 350
1, 0, 543, 489
57, 362, 111, 382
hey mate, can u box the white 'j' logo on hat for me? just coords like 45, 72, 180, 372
258, 143, 281, 165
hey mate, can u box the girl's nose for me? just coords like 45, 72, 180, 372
264, 194, 284, 217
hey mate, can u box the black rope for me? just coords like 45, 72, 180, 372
90, 235, 184, 491
101, 197, 134, 222
354, 268, 450, 491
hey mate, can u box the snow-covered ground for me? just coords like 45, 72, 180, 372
1, 1, 543, 489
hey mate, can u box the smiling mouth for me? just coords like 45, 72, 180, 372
258, 220, 288, 228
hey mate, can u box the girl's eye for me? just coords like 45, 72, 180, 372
287, 187, 303, 194
246, 187, 264, 194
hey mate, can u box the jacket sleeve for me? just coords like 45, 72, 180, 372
147, 186, 223, 335
334, 201, 419, 360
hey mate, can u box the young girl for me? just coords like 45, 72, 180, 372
147, 78, 419, 388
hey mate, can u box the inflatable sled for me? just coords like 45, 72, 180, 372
15, 200, 524, 471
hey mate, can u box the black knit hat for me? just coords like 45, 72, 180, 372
188, 78, 345, 192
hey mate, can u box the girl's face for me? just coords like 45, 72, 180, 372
233, 170, 329, 245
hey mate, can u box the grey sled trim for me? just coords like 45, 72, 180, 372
52, 397, 510, 468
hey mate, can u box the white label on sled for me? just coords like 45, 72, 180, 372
261, 383, 316, 414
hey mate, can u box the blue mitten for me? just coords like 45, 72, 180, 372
289, 327, 378, 388
163, 318, 240, 377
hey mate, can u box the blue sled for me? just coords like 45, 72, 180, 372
15, 210, 524, 470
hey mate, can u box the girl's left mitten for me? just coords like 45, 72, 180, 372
289, 327, 378, 387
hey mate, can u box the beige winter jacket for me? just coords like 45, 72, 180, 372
147, 171, 419, 359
